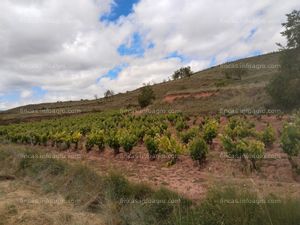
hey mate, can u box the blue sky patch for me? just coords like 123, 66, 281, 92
31, 86, 47, 99
225, 50, 262, 62
249, 50, 262, 57
0, 86, 47, 104
101, 0, 140, 22
164, 51, 190, 63
118, 32, 153, 57
0, 91, 20, 102
208, 56, 217, 67
98, 63, 128, 81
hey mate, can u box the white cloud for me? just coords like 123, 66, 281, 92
20, 89, 33, 98
0, 0, 299, 110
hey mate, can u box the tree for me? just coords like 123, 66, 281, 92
277, 10, 300, 49
267, 10, 300, 109
138, 85, 155, 108
104, 89, 114, 98
172, 66, 193, 80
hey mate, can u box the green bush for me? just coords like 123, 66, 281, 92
71, 131, 82, 149
180, 127, 199, 144
246, 140, 265, 170
156, 135, 185, 165
144, 135, 159, 160
175, 120, 188, 132
221, 135, 245, 159
106, 131, 121, 155
260, 124, 276, 147
221, 135, 265, 170
225, 117, 256, 139
85, 131, 105, 152
138, 85, 155, 108
203, 119, 218, 144
189, 138, 209, 165
119, 132, 138, 154
281, 120, 300, 157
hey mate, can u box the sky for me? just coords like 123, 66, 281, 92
0, 0, 300, 110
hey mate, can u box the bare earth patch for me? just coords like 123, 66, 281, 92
163, 91, 218, 103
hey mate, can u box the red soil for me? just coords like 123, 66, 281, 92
164, 91, 218, 103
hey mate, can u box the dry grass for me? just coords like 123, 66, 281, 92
0, 180, 104, 225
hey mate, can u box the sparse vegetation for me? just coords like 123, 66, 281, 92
222, 66, 248, 80
1, 146, 300, 225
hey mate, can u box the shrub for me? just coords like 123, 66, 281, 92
221, 135, 246, 159
106, 131, 121, 155
119, 132, 138, 154
144, 135, 159, 160
175, 120, 188, 132
189, 138, 209, 165
61, 134, 71, 149
203, 119, 218, 144
166, 114, 177, 124
267, 67, 300, 109
221, 135, 265, 170
86, 131, 105, 152
71, 131, 82, 150
156, 135, 185, 165
225, 117, 256, 139
281, 122, 300, 157
180, 127, 199, 144
138, 85, 155, 108
260, 124, 276, 147
246, 140, 265, 170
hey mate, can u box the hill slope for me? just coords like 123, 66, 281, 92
0, 52, 281, 123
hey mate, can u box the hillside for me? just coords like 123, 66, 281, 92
0, 52, 281, 124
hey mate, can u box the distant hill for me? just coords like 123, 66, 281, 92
0, 51, 281, 124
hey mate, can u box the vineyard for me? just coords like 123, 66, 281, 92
0, 111, 299, 170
